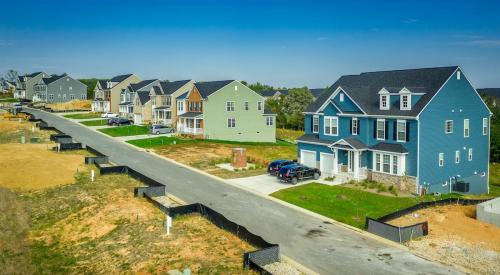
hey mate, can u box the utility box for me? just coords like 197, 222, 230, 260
231, 148, 247, 168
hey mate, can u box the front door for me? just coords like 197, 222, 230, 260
348, 151, 354, 173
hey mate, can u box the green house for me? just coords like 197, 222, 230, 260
176, 80, 276, 142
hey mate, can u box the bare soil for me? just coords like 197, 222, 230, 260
0, 144, 86, 191
0, 116, 56, 143
47, 100, 91, 111
388, 205, 500, 274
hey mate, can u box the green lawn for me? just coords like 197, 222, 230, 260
98, 125, 150, 137
276, 128, 304, 143
63, 113, 102, 119
489, 163, 500, 197
80, 119, 108, 126
127, 136, 290, 148
271, 183, 464, 229
0, 98, 20, 102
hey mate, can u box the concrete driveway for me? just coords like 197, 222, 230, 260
25, 108, 459, 275
227, 174, 317, 195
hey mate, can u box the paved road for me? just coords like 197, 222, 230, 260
27, 108, 459, 275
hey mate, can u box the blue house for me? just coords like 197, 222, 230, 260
298, 66, 491, 194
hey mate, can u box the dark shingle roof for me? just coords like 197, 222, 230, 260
176, 91, 189, 100
309, 88, 326, 98
159, 80, 191, 95
26, 72, 43, 78
42, 75, 66, 85
343, 137, 367, 150
136, 91, 150, 105
296, 134, 334, 146
97, 80, 108, 90
194, 80, 233, 98
478, 88, 500, 98
259, 89, 289, 97
129, 79, 158, 92
178, 112, 203, 118
306, 66, 458, 116
152, 86, 162, 95
110, 74, 133, 83
370, 142, 408, 154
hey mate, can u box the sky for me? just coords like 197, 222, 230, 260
1, 0, 499, 88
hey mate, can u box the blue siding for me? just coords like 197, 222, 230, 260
332, 91, 362, 113
304, 114, 313, 134
419, 69, 490, 194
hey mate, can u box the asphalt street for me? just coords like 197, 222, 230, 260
26, 108, 459, 275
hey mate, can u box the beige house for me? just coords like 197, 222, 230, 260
132, 90, 153, 124
149, 80, 194, 126
92, 74, 141, 113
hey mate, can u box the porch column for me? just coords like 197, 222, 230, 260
353, 150, 360, 180
194, 118, 198, 134
333, 148, 339, 174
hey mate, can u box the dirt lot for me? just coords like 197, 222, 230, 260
0, 116, 55, 143
155, 142, 296, 179
47, 100, 91, 111
0, 143, 87, 191
389, 205, 500, 274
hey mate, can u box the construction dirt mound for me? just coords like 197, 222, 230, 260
47, 100, 91, 111
389, 204, 500, 274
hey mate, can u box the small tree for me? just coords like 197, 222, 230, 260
281, 87, 314, 130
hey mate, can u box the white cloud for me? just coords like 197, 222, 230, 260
403, 18, 418, 24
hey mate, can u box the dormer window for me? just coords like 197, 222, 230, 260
399, 88, 411, 110
378, 88, 390, 110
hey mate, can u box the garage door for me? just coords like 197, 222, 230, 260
320, 153, 334, 176
300, 150, 316, 168
134, 114, 143, 125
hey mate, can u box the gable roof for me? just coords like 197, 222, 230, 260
176, 91, 189, 100
194, 80, 233, 98
478, 88, 500, 98
152, 86, 162, 95
159, 80, 191, 95
42, 74, 66, 85
306, 66, 458, 116
97, 80, 108, 90
26, 72, 43, 78
259, 89, 289, 97
370, 142, 408, 154
136, 91, 150, 105
110, 74, 133, 83
129, 79, 158, 92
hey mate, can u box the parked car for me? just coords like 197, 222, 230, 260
278, 164, 321, 184
101, 112, 118, 118
268, 160, 296, 176
150, 124, 175, 135
107, 117, 131, 126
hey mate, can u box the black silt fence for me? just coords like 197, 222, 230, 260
57, 142, 83, 151
128, 168, 165, 187
86, 146, 106, 157
244, 246, 280, 273
50, 133, 71, 142
365, 218, 428, 243
85, 156, 109, 165
134, 186, 166, 197
97, 164, 128, 175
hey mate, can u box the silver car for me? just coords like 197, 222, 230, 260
150, 124, 174, 135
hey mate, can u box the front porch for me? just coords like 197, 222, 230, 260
92, 100, 110, 112
119, 103, 133, 119
177, 113, 203, 136
153, 106, 172, 125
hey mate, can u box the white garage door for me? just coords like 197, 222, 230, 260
133, 114, 143, 125
320, 153, 334, 176
300, 150, 316, 168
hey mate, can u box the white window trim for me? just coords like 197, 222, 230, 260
352, 118, 358, 135
226, 101, 235, 112
372, 152, 405, 176
380, 95, 389, 110
339, 93, 344, 102
400, 94, 411, 110
312, 115, 319, 134
439, 153, 444, 167
376, 119, 385, 140
266, 116, 274, 126
455, 150, 460, 164
483, 118, 488, 135
324, 116, 338, 136
227, 118, 236, 128
464, 119, 470, 138
396, 120, 406, 142
445, 120, 453, 134
244, 101, 249, 111
257, 101, 263, 111
468, 148, 473, 161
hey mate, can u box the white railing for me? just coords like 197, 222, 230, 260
177, 125, 203, 134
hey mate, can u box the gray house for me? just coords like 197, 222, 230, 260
32, 74, 87, 103
15, 72, 50, 100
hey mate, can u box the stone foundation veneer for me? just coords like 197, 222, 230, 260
367, 171, 417, 193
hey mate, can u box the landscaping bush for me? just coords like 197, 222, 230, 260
324, 176, 335, 182
376, 183, 387, 193
388, 185, 398, 196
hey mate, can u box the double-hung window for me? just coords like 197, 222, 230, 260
375, 154, 381, 171
374, 153, 402, 175
468, 148, 473, 161
226, 101, 235, 112
244, 101, 249, 111
445, 120, 453, 134
257, 101, 263, 111
392, 156, 398, 175
439, 153, 444, 167
266, 116, 273, 126
455, 150, 460, 164
324, 116, 338, 136
397, 120, 406, 142
380, 95, 389, 110
352, 118, 358, 135
464, 119, 469, 137
227, 118, 236, 128
312, 115, 319, 133
376, 119, 385, 140
483, 118, 488, 135
382, 155, 391, 173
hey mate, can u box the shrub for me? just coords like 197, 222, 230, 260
376, 183, 387, 193
324, 176, 335, 182
388, 185, 398, 196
